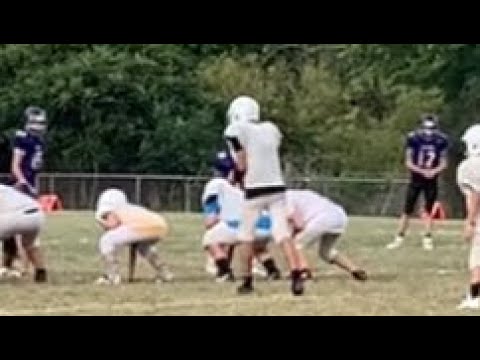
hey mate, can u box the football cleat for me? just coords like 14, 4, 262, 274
386, 236, 404, 250
422, 237, 434, 251
95, 274, 121, 285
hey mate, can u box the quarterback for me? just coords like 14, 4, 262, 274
224, 96, 304, 296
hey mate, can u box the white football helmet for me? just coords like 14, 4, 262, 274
95, 188, 128, 220
462, 124, 480, 157
227, 96, 260, 124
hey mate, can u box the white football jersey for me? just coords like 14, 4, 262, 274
286, 189, 344, 224
0, 185, 39, 213
457, 157, 480, 194
224, 121, 285, 189
202, 178, 244, 222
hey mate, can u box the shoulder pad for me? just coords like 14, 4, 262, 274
15, 130, 27, 138
438, 132, 449, 141
407, 131, 416, 139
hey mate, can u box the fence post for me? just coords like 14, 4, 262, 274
184, 179, 191, 212
135, 176, 141, 205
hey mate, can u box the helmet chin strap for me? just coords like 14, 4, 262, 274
26, 123, 47, 136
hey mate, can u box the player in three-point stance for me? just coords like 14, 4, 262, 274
95, 188, 174, 285
0, 184, 46, 282
286, 189, 367, 282
201, 150, 281, 282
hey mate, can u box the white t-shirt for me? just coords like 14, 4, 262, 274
458, 156, 480, 194
457, 156, 480, 229
0, 185, 39, 213
224, 121, 285, 189
202, 178, 244, 223
286, 189, 344, 224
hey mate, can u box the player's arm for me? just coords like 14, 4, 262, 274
430, 154, 448, 177
203, 195, 220, 230
405, 148, 427, 176
225, 123, 247, 186
286, 203, 304, 235
97, 212, 121, 231
430, 142, 449, 177
11, 148, 28, 185
225, 137, 246, 185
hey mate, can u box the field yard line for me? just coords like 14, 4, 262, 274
0, 295, 327, 315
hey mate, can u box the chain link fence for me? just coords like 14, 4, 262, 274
2, 173, 462, 218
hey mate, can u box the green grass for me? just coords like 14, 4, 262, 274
0, 212, 476, 316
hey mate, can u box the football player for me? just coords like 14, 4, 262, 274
2, 106, 48, 280
456, 124, 480, 310
387, 114, 449, 251
286, 189, 367, 282
0, 184, 46, 282
224, 96, 305, 296
202, 151, 281, 282
95, 188, 173, 285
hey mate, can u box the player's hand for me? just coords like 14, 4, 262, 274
464, 222, 476, 242
422, 170, 431, 178
14, 179, 28, 190
14, 181, 37, 196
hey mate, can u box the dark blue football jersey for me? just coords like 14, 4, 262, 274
12, 130, 45, 189
406, 130, 448, 174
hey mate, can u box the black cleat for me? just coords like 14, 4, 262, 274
267, 270, 282, 281
237, 283, 254, 295
34, 269, 48, 283
290, 270, 305, 296
216, 271, 235, 283
352, 269, 368, 282
237, 276, 253, 294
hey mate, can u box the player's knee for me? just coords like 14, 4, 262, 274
202, 230, 215, 248
99, 234, 116, 256
137, 242, 157, 257
469, 241, 480, 271
403, 205, 415, 216
272, 231, 291, 244
252, 240, 267, 253
425, 202, 435, 215
319, 245, 338, 263
295, 240, 305, 251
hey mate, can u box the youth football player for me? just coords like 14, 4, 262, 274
224, 96, 305, 296
95, 188, 173, 285
0, 184, 46, 282
456, 124, 480, 310
387, 114, 449, 251
286, 189, 367, 281
202, 151, 281, 282
2, 106, 48, 280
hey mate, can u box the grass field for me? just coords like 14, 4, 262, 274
0, 212, 476, 316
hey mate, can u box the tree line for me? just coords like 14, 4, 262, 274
0, 44, 478, 178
